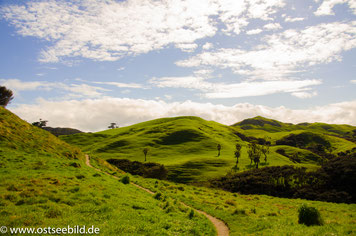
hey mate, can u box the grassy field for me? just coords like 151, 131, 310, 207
0, 107, 215, 235
133, 174, 356, 236
61, 116, 356, 183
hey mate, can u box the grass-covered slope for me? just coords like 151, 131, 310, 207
0, 108, 214, 234
134, 176, 356, 236
0, 107, 82, 159
61, 116, 356, 183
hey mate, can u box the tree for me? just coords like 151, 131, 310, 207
248, 141, 262, 168
143, 147, 149, 162
108, 123, 118, 129
32, 118, 48, 128
260, 136, 271, 163
0, 86, 14, 108
217, 144, 221, 157
234, 143, 242, 168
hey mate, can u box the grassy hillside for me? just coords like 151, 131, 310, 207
61, 116, 297, 182
1, 108, 355, 235
61, 116, 356, 183
133, 176, 356, 236
0, 108, 214, 234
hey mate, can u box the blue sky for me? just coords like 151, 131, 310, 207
0, 0, 355, 131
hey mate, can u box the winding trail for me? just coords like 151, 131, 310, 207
85, 155, 229, 236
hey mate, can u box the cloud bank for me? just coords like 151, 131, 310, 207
10, 98, 356, 132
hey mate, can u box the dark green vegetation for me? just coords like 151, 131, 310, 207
42, 127, 83, 136
61, 115, 356, 183
298, 204, 324, 226
0, 86, 14, 108
0, 107, 215, 235
108, 159, 168, 180
211, 156, 356, 203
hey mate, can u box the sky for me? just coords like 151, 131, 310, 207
0, 0, 355, 132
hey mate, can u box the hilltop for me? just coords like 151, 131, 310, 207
61, 115, 356, 183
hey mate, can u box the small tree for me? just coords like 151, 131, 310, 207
32, 118, 48, 128
217, 144, 221, 157
261, 136, 271, 163
108, 123, 118, 129
0, 86, 14, 108
234, 143, 242, 168
143, 147, 149, 162
248, 141, 262, 168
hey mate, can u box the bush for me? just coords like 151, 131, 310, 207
298, 204, 324, 226
153, 192, 162, 200
121, 175, 130, 184
189, 209, 195, 219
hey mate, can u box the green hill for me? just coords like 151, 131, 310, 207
0, 108, 214, 234
61, 116, 356, 183
1, 108, 355, 235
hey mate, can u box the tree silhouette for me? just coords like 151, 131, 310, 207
234, 143, 242, 168
0, 86, 14, 108
143, 147, 149, 162
217, 144, 221, 157
261, 137, 271, 163
32, 118, 48, 128
108, 123, 118, 129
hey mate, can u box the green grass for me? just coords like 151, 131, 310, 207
60, 116, 354, 183
133, 176, 356, 236
0, 108, 215, 235
1, 107, 355, 235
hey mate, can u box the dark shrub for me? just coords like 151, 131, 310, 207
153, 192, 162, 200
107, 159, 168, 180
121, 175, 130, 184
298, 204, 324, 226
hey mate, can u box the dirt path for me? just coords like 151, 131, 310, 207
84, 155, 229, 236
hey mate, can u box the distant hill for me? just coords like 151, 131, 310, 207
233, 116, 356, 142
61, 115, 356, 183
42, 126, 83, 136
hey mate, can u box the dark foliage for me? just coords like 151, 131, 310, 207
121, 175, 130, 184
211, 155, 356, 203
298, 205, 324, 226
107, 159, 168, 180
276, 132, 333, 157
0, 86, 14, 108
234, 131, 269, 145
42, 127, 83, 136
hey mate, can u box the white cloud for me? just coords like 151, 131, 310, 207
314, 0, 356, 15
175, 43, 198, 52
176, 21, 356, 79
0, 79, 109, 98
149, 76, 322, 98
93, 81, 144, 89
291, 91, 318, 98
202, 42, 214, 50
246, 29, 263, 35
351, 80, 356, 84
285, 16, 305, 22
263, 23, 282, 30
1, 79, 45, 92
10, 98, 356, 131
1, 0, 287, 63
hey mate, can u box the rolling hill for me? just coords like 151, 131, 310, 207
1, 108, 355, 235
61, 116, 356, 183
0, 107, 214, 235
